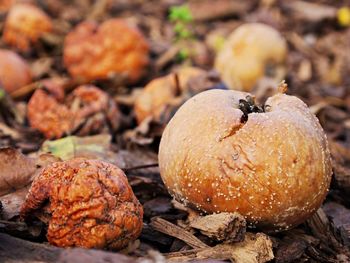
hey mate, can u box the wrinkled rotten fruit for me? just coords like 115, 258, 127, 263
21, 158, 143, 249
159, 88, 332, 231
215, 23, 287, 91
134, 67, 223, 124
27, 84, 120, 139
64, 19, 149, 83
2, 3, 53, 52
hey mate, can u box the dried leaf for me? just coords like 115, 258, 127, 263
0, 148, 36, 196
40, 134, 124, 167
285, 1, 336, 22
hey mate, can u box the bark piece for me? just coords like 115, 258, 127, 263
150, 217, 208, 249
189, 212, 246, 243
306, 208, 350, 260
165, 233, 274, 263
323, 202, 350, 246
275, 229, 319, 263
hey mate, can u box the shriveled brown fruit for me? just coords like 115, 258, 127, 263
0, 49, 32, 94
134, 67, 222, 124
27, 87, 73, 139
27, 84, 120, 139
67, 85, 120, 135
2, 3, 53, 52
159, 88, 332, 231
215, 23, 287, 91
64, 19, 149, 83
0, 0, 14, 13
20, 158, 143, 249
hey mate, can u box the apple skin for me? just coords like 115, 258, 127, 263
63, 19, 149, 83
159, 89, 332, 231
215, 23, 287, 91
0, 49, 32, 94
134, 67, 206, 124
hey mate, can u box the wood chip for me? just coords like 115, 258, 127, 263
306, 208, 347, 255
150, 217, 209, 249
165, 233, 274, 263
189, 212, 246, 243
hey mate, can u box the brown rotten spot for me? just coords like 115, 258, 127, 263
159, 87, 332, 232
27, 84, 120, 139
64, 19, 149, 83
2, 3, 53, 52
0, 49, 32, 94
20, 158, 143, 249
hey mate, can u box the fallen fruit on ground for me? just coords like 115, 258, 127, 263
0, 0, 14, 13
159, 87, 332, 231
2, 3, 53, 52
27, 84, 120, 139
0, 49, 32, 94
215, 23, 287, 91
134, 67, 223, 124
20, 158, 143, 249
63, 19, 149, 83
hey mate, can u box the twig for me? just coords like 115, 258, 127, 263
150, 217, 209, 249
164, 233, 274, 263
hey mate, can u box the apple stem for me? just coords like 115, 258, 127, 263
173, 73, 182, 96
239, 95, 264, 123
278, 80, 288, 94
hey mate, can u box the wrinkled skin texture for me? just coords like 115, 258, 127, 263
2, 3, 52, 52
159, 89, 332, 231
27, 88, 72, 139
215, 23, 287, 91
64, 19, 149, 83
27, 84, 120, 139
134, 67, 222, 124
21, 159, 143, 249
0, 49, 32, 93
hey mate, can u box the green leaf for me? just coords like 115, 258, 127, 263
177, 49, 190, 62
169, 5, 193, 23
0, 89, 5, 100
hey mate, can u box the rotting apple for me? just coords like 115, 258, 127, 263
0, 0, 14, 13
2, 3, 53, 52
0, 49, 32, 94
63, 19, 149, 84
215, 23, 287, 91
20, 158, 143, 249
134, 67, 224, 125
27, 84, 120, 139
158, 85, 332, 231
